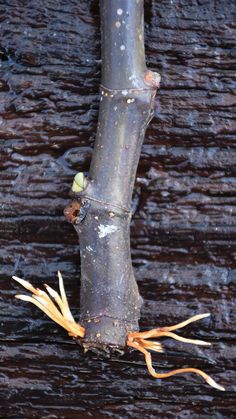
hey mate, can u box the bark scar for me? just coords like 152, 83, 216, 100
64, 200, 90, 225
98, 224, 118, 238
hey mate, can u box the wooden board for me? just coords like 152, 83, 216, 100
0, 0, 235, 417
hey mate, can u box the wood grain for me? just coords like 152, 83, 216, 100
0, 0, 235, 417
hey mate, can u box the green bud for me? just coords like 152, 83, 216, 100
72, 172, 87, 193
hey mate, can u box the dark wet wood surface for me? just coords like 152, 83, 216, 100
0, 0, 235, 417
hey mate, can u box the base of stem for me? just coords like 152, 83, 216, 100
80, 314, 139, 353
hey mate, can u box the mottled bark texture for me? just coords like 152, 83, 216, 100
1, 0, 236, 417
68, 0, 159, 351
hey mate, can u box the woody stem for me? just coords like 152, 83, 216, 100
65, 0, 159, 352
